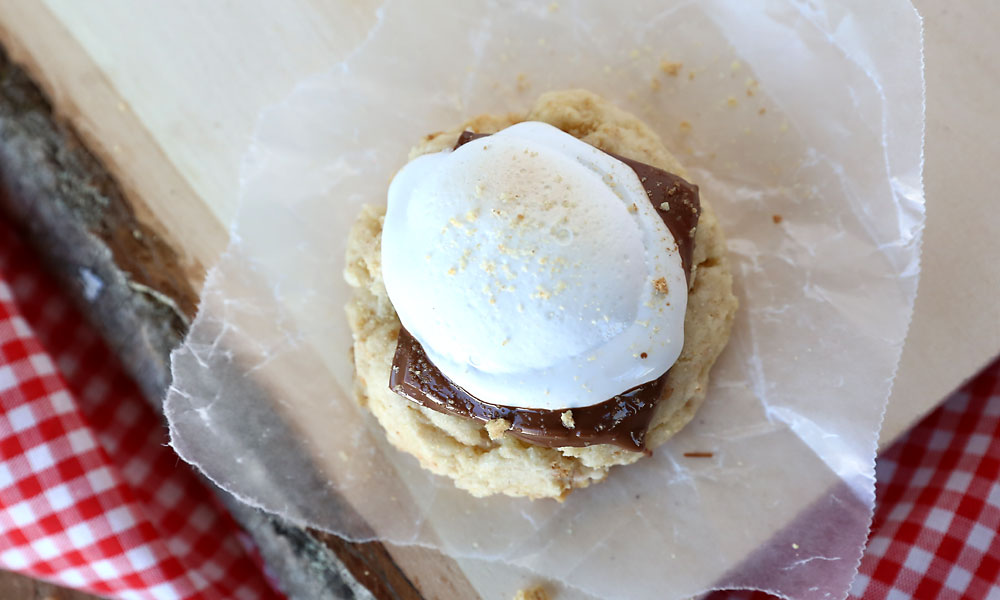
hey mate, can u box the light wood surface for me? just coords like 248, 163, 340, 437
0, 1, 996, 598
879, 0, 1000, 443
0, 570, 100, 600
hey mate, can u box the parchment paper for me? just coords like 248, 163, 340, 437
165, 1, 925, 598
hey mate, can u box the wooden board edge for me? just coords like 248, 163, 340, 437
0, 0, 226, 288
0, 36, 481, 600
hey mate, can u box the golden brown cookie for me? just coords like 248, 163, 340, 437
345, 90, 737, 499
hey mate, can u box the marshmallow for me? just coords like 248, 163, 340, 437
382, 122, 686, 410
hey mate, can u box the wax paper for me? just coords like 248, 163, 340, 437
165, 1, 925, 598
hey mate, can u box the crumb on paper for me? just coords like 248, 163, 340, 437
561, 410, 575, 429
517, 73, 530, 92
679, 120, 692, 133
758, 107, 767, 115
772, 214, 783, 224
659, 60, 682, 76
746, 88, 755, 97
628, 203, 638, 213
650, 77, 661, 91
726, 96, 739, 108
548, 2, 559, 12
630, 48, 641, 59
683, 451, 714, 458
640, 352, 648, 359
731, 60, 742, 72
486, 418, 512, 441
514, 585, 551, 600
688, 70, 696, 80
653, 277, 669, 294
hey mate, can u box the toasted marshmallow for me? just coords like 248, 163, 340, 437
382, 122, 686, 410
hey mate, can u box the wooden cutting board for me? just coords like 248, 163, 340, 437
0, 1, 996, 598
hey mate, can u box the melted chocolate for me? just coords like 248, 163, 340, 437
388, 130, 700, 451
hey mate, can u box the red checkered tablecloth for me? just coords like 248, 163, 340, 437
0, 210, 998, 600
849, 361, 1000, 600
0, 218, 282, 599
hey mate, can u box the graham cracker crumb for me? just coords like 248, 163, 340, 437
772, 214, 783, 224
758, 107, 767, 115
653, 277, 669, 294
679, 120, 692, 133
659, 60, 682, 76
561, 410, 575, 429
650, 77, 661, 91
514, 585, 551, 600
726, 96, 739, 108
517, 73, 531, 93
485, 418, 513, 441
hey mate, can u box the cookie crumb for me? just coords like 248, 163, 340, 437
683, 451, 714, 458
640, 352, 648, 359
726, 96, 739, 108
485, 418, 513, 441
772, 214, 783, 224
561, 410, 575, 429
659, 60, 682, 76
516, 73, 531, 92
628, 203, 638, 213
653, 277, 669, 294
678, 120, 692, 133
650, 77, 661, 91
514, 585, 551, 600
758, 107, 767, 115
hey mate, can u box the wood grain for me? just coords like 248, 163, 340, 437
0, 570, 102, 600
0, 0, 224, 288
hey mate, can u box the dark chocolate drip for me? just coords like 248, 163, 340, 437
391, 327, 668, 450
388, 130, 700, 451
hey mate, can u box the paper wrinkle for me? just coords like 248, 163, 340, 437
165, 1, 925, 598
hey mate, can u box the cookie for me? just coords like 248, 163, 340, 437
345, 90, 737, 499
